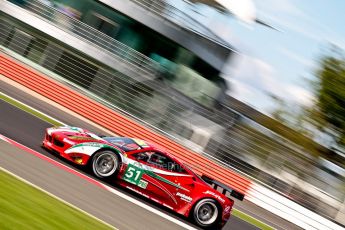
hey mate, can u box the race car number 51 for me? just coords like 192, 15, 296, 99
123, 164, 147, 188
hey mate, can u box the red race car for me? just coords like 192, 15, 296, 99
42, 126, 244, 229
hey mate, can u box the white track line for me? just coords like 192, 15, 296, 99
0, 134, 9, 143
0, 92, 198, 230
0, 166, 118, 230
0, 91, 66, 125
103, 185, 197, 230
0, 133, 197, 230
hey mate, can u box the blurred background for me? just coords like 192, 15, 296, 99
1, 0, 345, 227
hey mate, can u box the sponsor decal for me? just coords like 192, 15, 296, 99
123, 163, 145, 186
224, 206, 231, 213
122, 162, 189, 192
203, 190, 226, 203
122, 163, 188, 204
176, 192, 192, 203
138, 179, 148, 189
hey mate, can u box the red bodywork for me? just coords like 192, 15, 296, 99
42, 126, 235, 227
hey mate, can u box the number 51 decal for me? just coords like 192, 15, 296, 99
123, 163, 148, 189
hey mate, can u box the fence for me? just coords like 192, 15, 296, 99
1, 1, 345, 225
9, 0, 160, 78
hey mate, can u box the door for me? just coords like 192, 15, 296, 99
127, 151, 194, 209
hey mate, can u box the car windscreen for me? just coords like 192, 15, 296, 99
103, 137, 141, 151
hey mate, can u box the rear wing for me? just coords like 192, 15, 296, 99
201, 175, 245, 201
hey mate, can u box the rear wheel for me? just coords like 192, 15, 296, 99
192, 199, 220, 229
91, 150, 119, 178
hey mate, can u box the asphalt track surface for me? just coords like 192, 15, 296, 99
0, 78, 302, 230
0, 89, 260, 229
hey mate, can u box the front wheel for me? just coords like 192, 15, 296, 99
91, 150, 119, 178
192, 199, 220, 229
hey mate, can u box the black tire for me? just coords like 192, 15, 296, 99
191, 199, 221, 229
91, 150, 120, 178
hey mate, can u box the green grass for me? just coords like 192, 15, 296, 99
0, 92, 63, 126
0, 91, 275, 229
0, 170, 113, 230
232, 209, 275, 230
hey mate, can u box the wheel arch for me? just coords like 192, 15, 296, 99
188, 196, 223, 218
188, 197, 223, 229
87, 146, 124, 166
